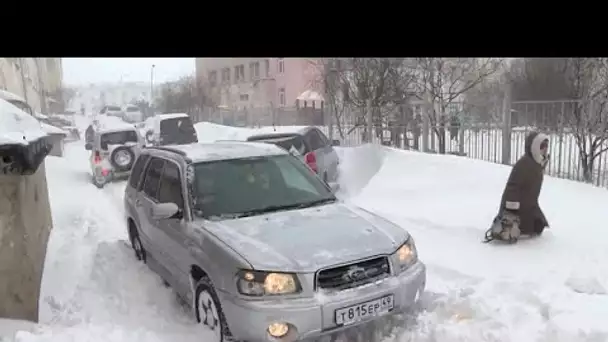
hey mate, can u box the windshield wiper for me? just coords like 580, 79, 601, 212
293, 197, 337, 209
234, 198, 337, 218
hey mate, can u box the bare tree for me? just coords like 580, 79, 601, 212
413, 58, 502, 153
563, 58, 608, 183
156, 76, 214, 118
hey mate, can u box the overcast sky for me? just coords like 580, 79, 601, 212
62, 58, 195, 86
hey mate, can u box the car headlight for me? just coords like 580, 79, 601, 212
394, 237, 418, 270
236, 270, 301, 296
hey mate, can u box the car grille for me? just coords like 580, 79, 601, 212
316, 257, 391, 291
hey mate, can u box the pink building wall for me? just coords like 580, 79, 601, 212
196, 58, 323, 109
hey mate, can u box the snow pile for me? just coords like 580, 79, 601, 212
0, 99, 47, 145
339, 145, 608, 340
334, 144, 386, 198
40, 123, 67, 136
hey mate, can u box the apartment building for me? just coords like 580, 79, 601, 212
195, 58, 323, 110
0, 58, 63, 113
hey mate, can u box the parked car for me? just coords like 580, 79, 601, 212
141, 113, 197, 146
247, 127, 341, 189
99, 105, 123, 118
85, 117, 143, 188
123, 141, 426, 342
123, 105, 143, 123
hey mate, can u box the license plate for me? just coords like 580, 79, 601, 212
335, 295, 394, 326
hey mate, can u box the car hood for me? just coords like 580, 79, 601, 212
203, 202, 409, 273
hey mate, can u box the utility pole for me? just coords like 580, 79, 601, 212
18, 58, 29, 105
150, 64, 155, 106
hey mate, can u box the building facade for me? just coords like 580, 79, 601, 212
195, 58, 323, 110
0, 58, 63, 113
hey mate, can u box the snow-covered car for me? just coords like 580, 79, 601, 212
141, 113, 198, 146
85, 117, 142, 188
99, 105, 123, 118
123, 105, 143, 123
123, 141, 426, 342
246, 126, 341, 188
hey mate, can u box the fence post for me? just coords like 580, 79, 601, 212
458, 118, 465, 155
422, 101, 430, 153
501, 83, 512, 165
366, 99, 373, 143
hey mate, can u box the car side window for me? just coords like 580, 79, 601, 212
306, 130, 324, 150
129, 154, 150, 189
142, 157, 165, 201
157, 161, 185, 210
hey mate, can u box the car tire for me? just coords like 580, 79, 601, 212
110, 146, 135, 172
194, 276, 231, 342
129, 228, 147, 263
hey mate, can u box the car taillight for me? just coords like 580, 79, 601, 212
305, 152, 318, 173
94, 151, 102, 164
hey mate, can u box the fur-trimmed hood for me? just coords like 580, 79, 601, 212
525, 131, 550, 166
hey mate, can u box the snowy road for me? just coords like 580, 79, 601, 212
6, 122, 608, 341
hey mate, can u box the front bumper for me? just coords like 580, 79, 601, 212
220, 261, 426, 341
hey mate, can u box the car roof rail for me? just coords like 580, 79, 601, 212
146, 146, 188, 157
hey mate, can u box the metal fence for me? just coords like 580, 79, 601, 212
191, 99, 608, 189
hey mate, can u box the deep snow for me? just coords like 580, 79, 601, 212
3, 121, 608, 341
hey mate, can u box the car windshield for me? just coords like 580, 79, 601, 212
107, 106, 121, 111
126, 107, 139, 112
100, 130, 138, 145
191, 155, 335, 220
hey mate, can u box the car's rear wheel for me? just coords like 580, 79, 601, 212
195, 277, 230, 342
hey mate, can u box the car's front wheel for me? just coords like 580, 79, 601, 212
195, 277, 230, 342
129, 228, 146, 263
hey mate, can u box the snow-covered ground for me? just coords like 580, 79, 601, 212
3, 121, 608, 341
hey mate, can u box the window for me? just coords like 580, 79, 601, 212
158, 161, 184, 210
240, 94, 249, 101
129, 154, 150, 189
221, 68, 231, 83
142, 158, 165, 200
305, 129, 326, 150
234, 65, 245, 82
278, 58, 285, 73
278, 87, 286, 107
208, 71, 217, 87
100, 130, 139, 147
249, 62, 260, 80
159, 117, 197, 145
264, 59, 270, 77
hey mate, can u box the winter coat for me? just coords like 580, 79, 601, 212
498, 131, 549, 234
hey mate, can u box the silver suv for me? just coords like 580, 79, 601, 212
123, 142, 425, 342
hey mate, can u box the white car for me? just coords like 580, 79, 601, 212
99, 105, 123, 118
85, 116, 143, 188
123, 105, 143, 123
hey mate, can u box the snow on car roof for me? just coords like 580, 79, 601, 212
158, 113, 189, 120
159, 141, 288, 163
93, 115, 137, 133
0, 98, 47, 145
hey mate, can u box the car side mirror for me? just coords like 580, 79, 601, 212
152, 202, 179, 220
331, 139, 340, 146
85, 143, 93, 151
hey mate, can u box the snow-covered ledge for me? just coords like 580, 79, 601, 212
0, 99, 54, 323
